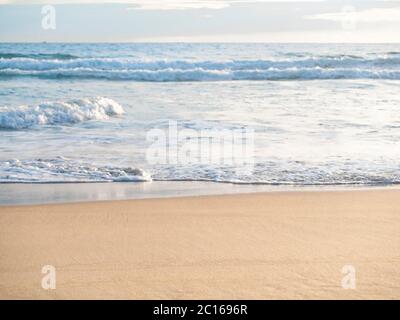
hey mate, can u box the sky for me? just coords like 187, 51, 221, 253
0, 0, 399, 42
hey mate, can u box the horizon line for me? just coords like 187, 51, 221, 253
1, 41, 400, 44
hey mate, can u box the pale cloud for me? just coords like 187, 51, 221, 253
305, 6, 400, 23
126, 0, 324, 11
0, 0, 325, 11
127, 1, 230, 11
137, 29, 400, 43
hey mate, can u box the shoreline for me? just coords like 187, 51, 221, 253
1, 181, 400, 206
1, 189, 399, 299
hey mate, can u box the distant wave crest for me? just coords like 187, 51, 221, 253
1, 55, 400, 81
0, 97, 124, 129
0, 53, 79, 60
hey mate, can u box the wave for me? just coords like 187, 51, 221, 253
0, 53, 79, 60
0, 97, 124, 130
0, 158, 151, 183
2, 55, 400, 70
151, 162, 400, 186
1, 56, 400, 81
1, 67, 400, 81
1, 158, 399, 186
153, 177, 400, 186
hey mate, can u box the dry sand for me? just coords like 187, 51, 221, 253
0, 189, 399, 299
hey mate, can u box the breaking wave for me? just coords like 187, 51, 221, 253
1, 55, 400, 81
0, 97, 124, 129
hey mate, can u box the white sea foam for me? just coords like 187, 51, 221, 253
0, 97, 124, 129
0, 158, 151, 183
1, 157, 399, 185
1, 56, 399, 71
2, 67, 399, 81
150, 158, 400, 186
1, 56, 400, 81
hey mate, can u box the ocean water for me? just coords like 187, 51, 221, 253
1, 43, 400, 186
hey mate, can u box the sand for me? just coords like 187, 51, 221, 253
0, 189, 399, 299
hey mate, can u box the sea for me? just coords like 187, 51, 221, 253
1, 43, 400, 187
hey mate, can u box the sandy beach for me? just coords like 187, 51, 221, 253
0, 189, 399, 300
